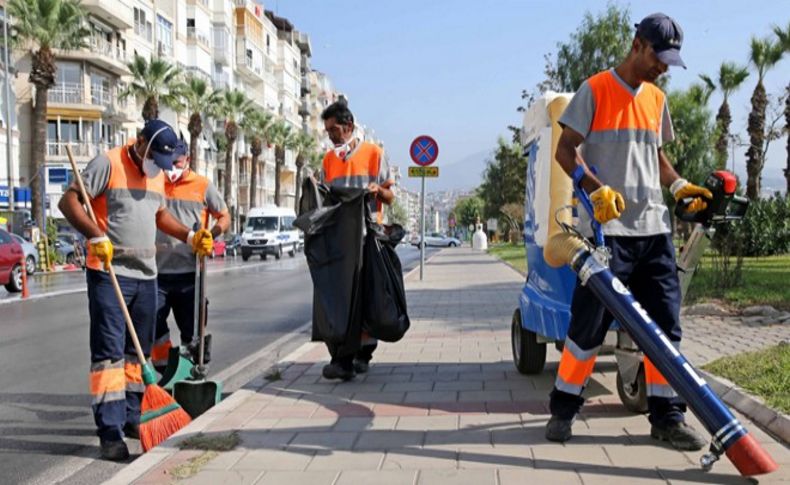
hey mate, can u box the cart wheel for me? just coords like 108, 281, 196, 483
616, 365, 648, 413
511, 308, 546, 375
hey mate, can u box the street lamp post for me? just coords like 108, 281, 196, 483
2, 7, 14, 212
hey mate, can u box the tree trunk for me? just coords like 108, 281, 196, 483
223, 143, 234, 216
274, 146, 283, 206
785, 84, 790, 194
29, 48, 56, 232
715, 100, 732, 170
142, 96, 159, 121
294, 157, 304, 213
250, 137, 262, 210
746, 81, 767, 200
188, 112, 202, 173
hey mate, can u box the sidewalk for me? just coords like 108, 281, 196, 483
109, 248, 789, 485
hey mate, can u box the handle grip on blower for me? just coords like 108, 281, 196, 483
66, 146, 152, 377
574, 182, 605, 248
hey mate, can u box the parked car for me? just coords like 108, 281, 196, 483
55, 233, 85, 266
0, 228, 24, 292
225, 234, 242, 257
411, 232, 462, 248
10, 233, 38, 275
211, 238, 226, 258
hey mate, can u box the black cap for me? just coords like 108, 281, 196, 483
635, 13, 686, 69
175, 139, 188, 157
140, 119, 179, 170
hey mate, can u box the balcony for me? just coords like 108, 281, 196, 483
82, 0, 134, 30
235, 52, 263, 82
212, 71, 230, 90
48, 83, 85, 105
213, 43, 230, 65
46, 141, 111, 159
187, 27, 211, 48
301, 75, 310, 95
57, 36, 130, 76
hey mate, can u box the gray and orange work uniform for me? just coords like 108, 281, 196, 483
551, 69, 686, 426
152, 171, 226, 368
80, 142, 166, 443
321, 140, 394, 366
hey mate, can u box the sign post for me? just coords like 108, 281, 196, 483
409, 135, 439, 281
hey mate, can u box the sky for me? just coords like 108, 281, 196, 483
271, 0, 789, 193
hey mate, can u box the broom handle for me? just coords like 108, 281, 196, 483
197, 211, 209, 367
66, 146, 148, 365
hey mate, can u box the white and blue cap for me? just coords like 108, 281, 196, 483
140, 119, 180, 170
635, 13, 686, 69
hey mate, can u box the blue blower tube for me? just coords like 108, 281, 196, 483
544, 231, 777, 476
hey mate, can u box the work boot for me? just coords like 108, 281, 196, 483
187, 334, 212, 365
651, 421, 706, 451
353, 359, 370, 374
545, 416, 574, 442
100, 439, 130, 461
322, 363, 355, 381
123, 422, 139, 440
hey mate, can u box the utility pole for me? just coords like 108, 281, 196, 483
3, 6, 14, 213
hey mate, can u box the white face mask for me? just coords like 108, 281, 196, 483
333, 133, 358, 159
166, 166, 185, 183
142, 157, 161, 178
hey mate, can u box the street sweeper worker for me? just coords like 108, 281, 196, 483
57, 119, 214, 461
546, 13, 713, 450
152, 140, 229, 372
318, 100, 395, 381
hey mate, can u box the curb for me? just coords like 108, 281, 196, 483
700, 369, 789, 445
105, 249, 446, 484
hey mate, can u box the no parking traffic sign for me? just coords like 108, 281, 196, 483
410, 135, 439, 166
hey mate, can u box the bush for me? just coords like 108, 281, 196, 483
715, 195, 790, 257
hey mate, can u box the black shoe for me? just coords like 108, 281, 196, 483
322, 363, 355, 381
353, 359, 370, 374
651, 421, 706, 451
100, 439, 130, 461
123, 422, 139, 440
545, 416, 574, 443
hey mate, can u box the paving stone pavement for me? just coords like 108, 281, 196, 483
112, 248, 790, 485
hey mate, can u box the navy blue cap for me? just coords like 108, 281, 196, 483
635, 13, 686, 69
175, 140, 188, 157
140, 119, 179, 170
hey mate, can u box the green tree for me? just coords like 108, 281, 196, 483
292, 132, 317, 212
773, 22, 790, 193
268, 122, 296, 206
540, 3, 632, 92
453, 196, 485, 229
745, 36, 784, 199
217, 90, 253, 222
385, 199, 408, 227
241, 109, 274, 209
118, 55, 182, 121
179, 76, 221, 173
700, 63, 750, 169
478, 138, 526, 222
7, 0, 89, 230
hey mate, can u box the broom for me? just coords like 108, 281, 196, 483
66, 146, 192, 451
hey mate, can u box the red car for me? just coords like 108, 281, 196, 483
0, 229, 24, 292
211, 238, 226, 258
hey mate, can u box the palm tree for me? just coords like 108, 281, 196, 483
292, 132, 317, 212
241, 110, 274, 209
268, 121, 296, 206
118, 55, 182, 121
217, 90, 253, 224
700, 63, 750, 169
745, 36, 784, 199
7, 0, 89, 230
773, 22, 790, 193
179, 76, 220, 173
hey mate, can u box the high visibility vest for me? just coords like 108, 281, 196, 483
87, 144, 165, 279
322, 141, 386, 218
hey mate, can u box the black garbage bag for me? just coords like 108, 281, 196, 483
295, 177, 366, 351
362, 217, 410, 342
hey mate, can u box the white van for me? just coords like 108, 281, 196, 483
241, 206, 300, 261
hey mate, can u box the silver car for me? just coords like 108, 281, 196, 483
10, 234, 38, 275
412, 232, 462, 248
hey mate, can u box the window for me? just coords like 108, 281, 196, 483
266, 34, 270, 55
156, 16, 173, 56
0, 230, 11, 244
134, 7, 153, 42
246, 217, 278, 231
55, 62, 82, 86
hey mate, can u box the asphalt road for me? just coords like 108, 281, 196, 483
0, 244, 437, 485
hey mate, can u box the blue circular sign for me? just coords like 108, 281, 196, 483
410, 135, 439, 166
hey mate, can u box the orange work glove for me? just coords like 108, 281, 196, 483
88, 236, 113, 271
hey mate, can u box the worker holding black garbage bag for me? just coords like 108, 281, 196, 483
296, 100, 409, 382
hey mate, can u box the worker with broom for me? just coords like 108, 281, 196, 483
152, 140, 229, 373
58, 120, 214, 461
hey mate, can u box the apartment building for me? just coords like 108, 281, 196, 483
7, 0, 384, 227
0, 2, 24, 214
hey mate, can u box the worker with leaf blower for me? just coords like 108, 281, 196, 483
546, 13, 713, 450
58, 120, 214, 461
153, 140, 229, 375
